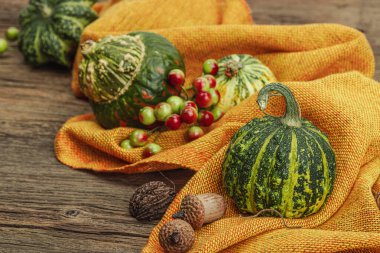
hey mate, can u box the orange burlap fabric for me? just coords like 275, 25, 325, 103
55, 0, 380, 252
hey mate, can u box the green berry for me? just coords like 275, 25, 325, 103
154, 102, 173, 122
193, 77, 210, 92
187, 126, 204, 141
211, 107, 223, 121
120, 139, 133, 150
6, 27, 19, 42
166, 96, 184, 114
209, 88, 220, 105
129, 129, 149, 147
143, 143, 162, 157
139, 107, 156, 126
203, 59, 219, 75
0, 39, 8, 54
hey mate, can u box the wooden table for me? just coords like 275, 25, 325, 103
1, 0, 379, 252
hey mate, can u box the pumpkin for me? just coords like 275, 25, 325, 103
78, 32, 185, 129
19, 0, 97, 67
215, 54, 276, 112
222, 83, 336, 218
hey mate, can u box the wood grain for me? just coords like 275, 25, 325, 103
0, 0, 379, 252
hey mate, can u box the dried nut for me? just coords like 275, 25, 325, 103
159, 219, 195, 253
172, 193, 227, 229
129, 181, 175, 221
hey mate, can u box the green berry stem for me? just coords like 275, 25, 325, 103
146, 126, 164, 143
184, 86, 194, 91
147, 126, 162, 135
152, 131, 162, 143
181, 86, 189, 100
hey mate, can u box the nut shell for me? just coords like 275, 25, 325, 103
176, 195, 205, 229
159, 219, 195, 253
129, 181, 175, 221
173, 193, 227, 230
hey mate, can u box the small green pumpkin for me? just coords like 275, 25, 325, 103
78, 32, 185, 129
215, 54, 276, 113
19, 0, 97, 67
222, 83, 336, 218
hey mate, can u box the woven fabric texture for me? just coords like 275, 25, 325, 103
55, 0, 380, 252
143, 72, 380, 252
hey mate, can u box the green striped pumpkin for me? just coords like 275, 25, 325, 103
19, 0, 97, 67
222, 83, 336, 218
215, 54, 276, 113
79, 32, 185, 129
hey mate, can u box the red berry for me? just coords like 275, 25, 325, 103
187, 126, 204, 141
204, 75, 217, 88
203, 59, 219, 76
198, 110, 214, 127
193, 77, 210, 92
181, 107, 198, 124
184, 101, 198, 110
143, 143, 162, 158
165, 114, 182, 130
196, 91, 213, 108
129, 130, 149, 147
168, 69, 185, 87
180, 101, 198, 112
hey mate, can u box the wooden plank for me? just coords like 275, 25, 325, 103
0, 0, 379, 252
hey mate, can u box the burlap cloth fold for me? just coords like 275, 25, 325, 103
55, 0, 380, 252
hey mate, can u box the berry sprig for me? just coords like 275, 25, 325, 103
120, 59, 225, 157
120, 129, 163, 158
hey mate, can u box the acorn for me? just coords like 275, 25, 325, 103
129, 181, 176, 221
172, 193, 227, 229
159, 219, 195, 253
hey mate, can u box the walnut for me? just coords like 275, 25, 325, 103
129, 181, 176, 221
159, 219, 195, 253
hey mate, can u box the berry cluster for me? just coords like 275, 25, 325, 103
120, 59, 224, 157
120, 129, 162, 158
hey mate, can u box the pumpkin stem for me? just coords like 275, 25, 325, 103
224, 59, 243, 78
35, 2, 53, 18
80, 40, 96, 57
257, 83, 302, 128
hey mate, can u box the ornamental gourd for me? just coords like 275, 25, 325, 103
19, 0, 97, 67
222, 83, 336, 218
78, 32, 185, 129
215, 54, 276, 112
